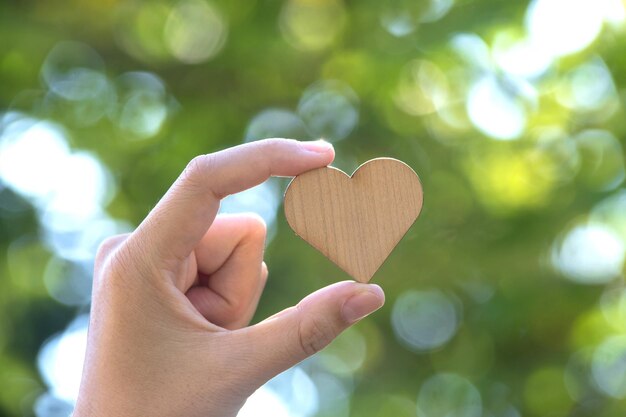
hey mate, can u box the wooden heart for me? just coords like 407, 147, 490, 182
284, 158, 423, 283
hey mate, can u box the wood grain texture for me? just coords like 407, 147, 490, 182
284, 158, 423, 283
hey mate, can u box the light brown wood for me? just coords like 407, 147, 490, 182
284, 158, 423, 283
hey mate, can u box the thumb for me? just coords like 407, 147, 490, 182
239, 281, 385, 383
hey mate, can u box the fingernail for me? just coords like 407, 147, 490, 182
301, 139, 333, 153
342, 285, 385, 323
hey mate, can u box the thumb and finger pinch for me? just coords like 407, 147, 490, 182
76, 139, 386, 417
99, 138, 384, 380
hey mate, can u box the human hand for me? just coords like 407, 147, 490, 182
73, 139, 385, 417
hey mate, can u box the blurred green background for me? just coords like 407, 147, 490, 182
1, 0, 626, 416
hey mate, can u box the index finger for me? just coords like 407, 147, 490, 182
131, 138, 334, 263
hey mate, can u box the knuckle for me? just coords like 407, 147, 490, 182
94, 236, 145, 287
185, 154, 208, 176
95, 235, 127, 266
181, 154, 214, 189
223, 297, 246, 321
93, 245, 123, 288
93, 248, 133, 300
259, 137, 281, 150
241, 213, 267, 240
96, 236, 117, 257
296, 307, 333, 356
92, 234, 163, 302
181, 153, 229, 199
108, 243, 133, 274
96, 241, 151, 295
257, 138, 293, 157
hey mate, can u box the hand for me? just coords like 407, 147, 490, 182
74, 139, 385, 417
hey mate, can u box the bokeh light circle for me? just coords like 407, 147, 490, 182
245, 109, 309, 142
526, 0, 605, 59
280, 0, 347, 51
394, 59, 449, 116
380, 11, 417, 37
37, 316, 89, 403
574, 129, 625, 191
523, 367, 573, 416
115, 71, 170, 139
492, 33, 553, 79
265, 367, 319, 417
552, 222, 625, 284
114, 1, 173, 63
319, 327, 367, 375
33, 392, 73, 417
41, 41, 106, 101
391, 289, 460, 352
164, 0, 228, 64
417, 373, 482, 417
237, 386, 291, 417
40, 41, 116, 127
43, 257, 92, 306
592, 190, 626, 240
421, 0, 455, 23
467, 76, 526, 140
592, 336, 626, 398
556, 58, 618, 113
0, 117, 70, 200
297, 80, 359, 142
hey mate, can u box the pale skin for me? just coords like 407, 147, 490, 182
73, 139, 386, 417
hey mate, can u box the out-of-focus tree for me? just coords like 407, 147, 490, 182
1, 0, 626, 416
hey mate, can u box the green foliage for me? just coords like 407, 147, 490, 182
1, 0, 626, 416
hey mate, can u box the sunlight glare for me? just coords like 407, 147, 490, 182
526, 0, 624, 59
552, 223, 625, 284
467, 76, 526, 140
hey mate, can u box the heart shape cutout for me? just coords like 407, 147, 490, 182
284, 158, 423, 283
